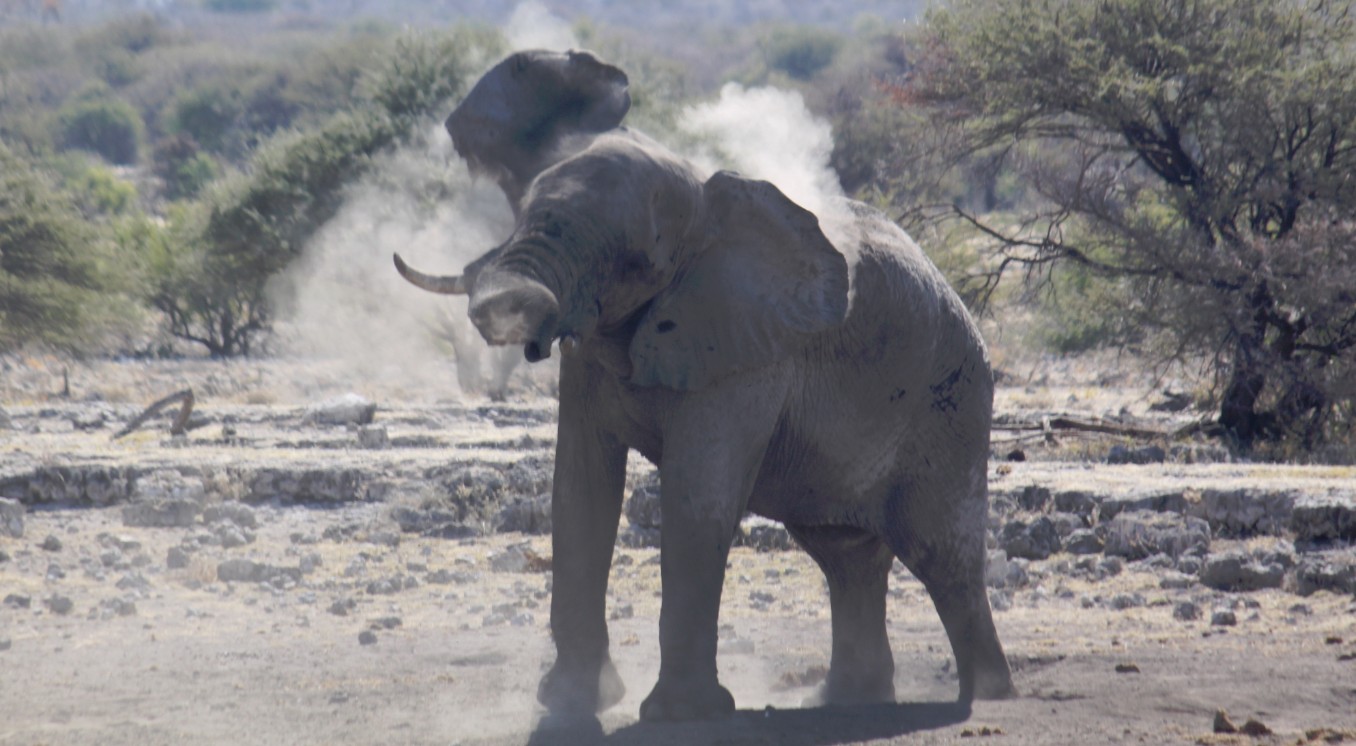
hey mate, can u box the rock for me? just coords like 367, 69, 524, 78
46, 595, 74, 615
40, 534, 62, 552
489, 543, 549, 573
329, 598, 357, 616
305, 393, 376, 426
1114, 662, 1141, 673
625, 474, 662, 530
988, 589, 1013, 612
358, 630, 378, 646
1292, 555, 1356, 596
123, 500, 201, 528
616, 526, 659, 548
5, 593, 32, 608
123, 471, 207, 527
495, 494, 552, 535
116, 572, 151, 592
390, 506, 480, 538
1000, 517, 1060, 560
1159, 572, 1195, 590
1063, 528, 1104, 555
1018, 485, 1051, 511
739, 518, 794, 552
46, 563, 65, 580
1109, 593, 1145, 610
166, 546, 190, 569
1291, 491, 1356, 545
248, 468, 369, 504
1047, 512, 1087, 537
1053, 490, 1098, 518
1199, 551, 1285, 591
1188, 489, 1295, 538
0, 637, 10, 651
217, 559, 264, 583
214, 523, 254, 549
1210, 609, 1237, 626
1099, 490, 1190, 522
1103, 511, 1210, 561
1241, 718, 1272, 736
1106, 445, 1166, 465
203, 503, 258, 529
357, 425, 389, 449
985, 549, 1011, 587
0, 497, 23, 538
1213, 710, 1238, 734
1173, 601, 1201, 621
610, 603, 634, 620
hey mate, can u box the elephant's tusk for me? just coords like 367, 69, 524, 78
559, 334, 580, 355
392, 254, 467, 295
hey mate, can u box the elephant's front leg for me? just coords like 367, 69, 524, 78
640, 367, 790, 722
537, 357, 629, 715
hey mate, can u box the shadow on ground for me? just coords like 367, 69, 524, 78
525, 701, 971, 745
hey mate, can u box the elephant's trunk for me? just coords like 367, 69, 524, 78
468, 268, 561, 362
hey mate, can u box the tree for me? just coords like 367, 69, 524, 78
140, 28, 501, 357
0, 144, 110, 351
919, 0, 1356, 450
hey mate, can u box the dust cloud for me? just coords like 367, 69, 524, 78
271, 2, 578, 398
678, 82, 846, 217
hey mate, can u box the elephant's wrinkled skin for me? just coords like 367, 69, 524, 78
396, 50, 1014, 722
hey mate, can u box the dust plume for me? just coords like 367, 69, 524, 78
678, 82, 845, 217
504, 0, 578, 51
268, 123, 511, 397
271, 2, 580, 400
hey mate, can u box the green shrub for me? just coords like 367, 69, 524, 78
165, 83, 244, 152
57, 86, 145, 165
0, 145, 111, 351
73, 164, 139, 216
153, 135, 219, 200
762, 26, 844, 81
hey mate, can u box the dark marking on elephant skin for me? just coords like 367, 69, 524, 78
656, 320, 677, 334
929, 360, 972, 415
890, 387, 907, 403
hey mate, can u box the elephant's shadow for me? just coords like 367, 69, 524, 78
524, 700, 971, 745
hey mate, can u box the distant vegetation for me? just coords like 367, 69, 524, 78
1, 0, 1352, 457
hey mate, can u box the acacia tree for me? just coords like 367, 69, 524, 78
919, 0, 1356, 449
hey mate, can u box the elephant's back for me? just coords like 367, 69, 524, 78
757, 200, 992, 522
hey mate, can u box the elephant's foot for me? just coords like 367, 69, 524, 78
638, 674, 734, 722
802, 668, 895, 708
970, 665, 1017, 701
537, 656, 626, 714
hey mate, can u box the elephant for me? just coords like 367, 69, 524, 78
395, 51, 1015, 721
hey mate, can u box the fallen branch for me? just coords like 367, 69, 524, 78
112, 388, 195, 440
992, 414, 1215, 441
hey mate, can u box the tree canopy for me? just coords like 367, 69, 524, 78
920, 0, 1356, 449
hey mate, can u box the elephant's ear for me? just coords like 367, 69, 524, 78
446, 50, 629, 187
628, 171, 849, 391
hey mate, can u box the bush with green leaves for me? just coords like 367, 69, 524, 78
0, 145, 114, 351
921, 0, 1356, 451
145, 28, 502, 356
761, 25, 843, 81
57, 85, 145, 165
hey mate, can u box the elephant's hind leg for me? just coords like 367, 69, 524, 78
882, 492, 1015, 703
787, 524, 896, 706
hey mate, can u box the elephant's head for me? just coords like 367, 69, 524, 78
396, 141, 849, 389
446, 49, 631, 212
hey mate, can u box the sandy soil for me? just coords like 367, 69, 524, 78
2, 356, 1355, 745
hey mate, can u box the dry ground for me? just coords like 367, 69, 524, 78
2, 355, 1355, 745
